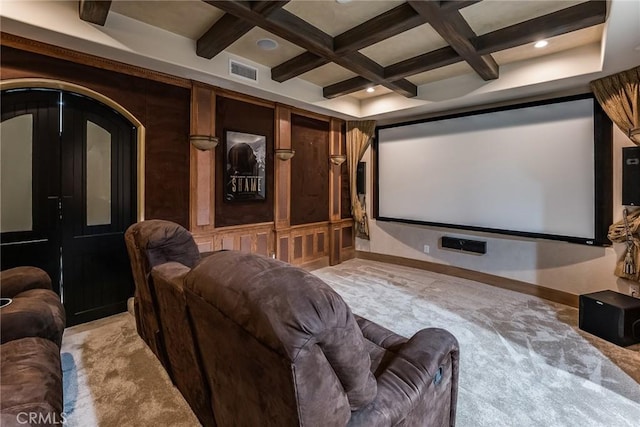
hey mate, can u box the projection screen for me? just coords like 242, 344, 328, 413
375, 96, 611, 245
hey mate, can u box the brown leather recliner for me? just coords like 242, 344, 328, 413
124, 220, 215, 427
177, 250, 459, 426
0, 267, 66, 426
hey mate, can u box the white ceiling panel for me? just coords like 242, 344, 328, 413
360, 23, 448, 67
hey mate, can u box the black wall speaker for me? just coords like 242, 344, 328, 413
357, 162, 366, 195
579, 290, 640, 346
441, 236, 486, 254
622, 146, 640, 206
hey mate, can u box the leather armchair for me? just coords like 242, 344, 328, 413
181, 251, 459, 426
124, 220, 215, 427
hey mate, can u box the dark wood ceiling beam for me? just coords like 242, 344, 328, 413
251, 1, 289, 14
408, 1, 498, 80
473, 0, 607, 55
323, 46, 462, 98
385, 46, 461, 80
208, 0, 417, 97
334, 4, 425, 55
272, 3, 423, 82
206, 2, 334, 53
324, 77, 372, 99
197, 1, 287, 59
197, 15, 255, 59
272, 53, 330, 82
440, 1, 483, 11
322, 0, 605, 98
79, 0, 112, 26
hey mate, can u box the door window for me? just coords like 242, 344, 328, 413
1, 114, 33, 232
86, 120, 112, 226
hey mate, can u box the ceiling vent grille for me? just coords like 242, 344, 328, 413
229, 60, 258, 82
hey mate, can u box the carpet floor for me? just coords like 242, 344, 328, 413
61, 258, 640, 426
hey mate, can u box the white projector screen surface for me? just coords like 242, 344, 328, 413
377, 98, 597, 240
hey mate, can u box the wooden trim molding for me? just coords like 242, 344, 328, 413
214, 87, 275, 109
0, 78, 146, 222
355, 251, 579, 307
1, 33, 191, 89
288, 104, 331, 123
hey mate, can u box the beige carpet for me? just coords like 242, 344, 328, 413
61, 314, 198, 426
62, 259, 640, 426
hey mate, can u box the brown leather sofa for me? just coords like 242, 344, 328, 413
180, 251, 459, 426
127, 220, 459, 426
124, 220, 215, 426
0, 267, 66, 427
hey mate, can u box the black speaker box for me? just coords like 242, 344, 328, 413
622, 146, 640, 206
441, 236, 486, 254
356, 162, 366, 195
579, 290, 640, 346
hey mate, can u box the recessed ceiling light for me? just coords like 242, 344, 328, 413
336, 0, 352, 4
257, 38, 278, 50
366, 87, 375, 93
534, 40, 548, 49
634, 44, 640, 52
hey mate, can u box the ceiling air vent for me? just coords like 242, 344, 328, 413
229, 60, 258, 82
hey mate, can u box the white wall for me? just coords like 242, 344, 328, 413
359, 125, 638, 296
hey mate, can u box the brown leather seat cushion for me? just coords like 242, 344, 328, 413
0, 337, 63, 426
0, 289, 66, 347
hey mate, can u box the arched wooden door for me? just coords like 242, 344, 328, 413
1, 89, 137, 325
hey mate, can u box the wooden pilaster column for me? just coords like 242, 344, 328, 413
189, 82, 216, 234
329, 118, 345, 265
274, 105, 292, 262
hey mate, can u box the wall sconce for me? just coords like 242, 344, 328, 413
275, 148, 295, 161
190, 135, 219, 151
329, 154, 347, 166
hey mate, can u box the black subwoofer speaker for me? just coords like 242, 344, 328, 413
579, 290, 640, 346
622, 146, 640, 206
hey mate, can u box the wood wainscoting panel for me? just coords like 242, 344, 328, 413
329, 218, 355, 265
194, 222, 275, 256
222, 236, 235, 251
287, 222, 330, 268
317, 232, 325, 253
240, 235, 252, 253
256, 233, 269, 256
293, 236, 303, 260
332, 227, 341, 266
279, 236, 290, 263
341, 225, 353, 249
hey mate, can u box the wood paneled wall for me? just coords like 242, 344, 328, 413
214, 95, 275, 227
291, 114, 330, 225
1, 44, 191, 227
190, 86, 355, 269
0, 36, 354, 269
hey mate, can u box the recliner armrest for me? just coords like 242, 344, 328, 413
150, 262, 191, 294
356, 315, 407, 351
0, 267, 52, 298
350, 328, 459, 426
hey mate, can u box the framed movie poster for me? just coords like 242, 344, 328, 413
224, 130, 266, 201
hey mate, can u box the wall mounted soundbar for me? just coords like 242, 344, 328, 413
441, 236, 487, 254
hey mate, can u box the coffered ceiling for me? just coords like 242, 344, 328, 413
103, 0, 605, 100
2, 1, 639, 121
